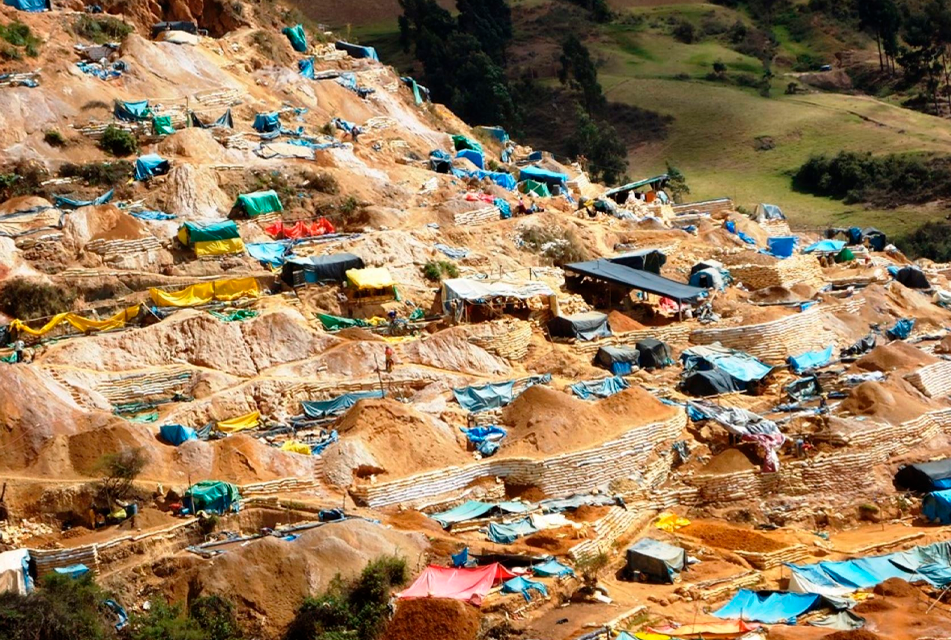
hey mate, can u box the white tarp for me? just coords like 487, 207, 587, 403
442, 278, 554, 313
0, 549, 30, 596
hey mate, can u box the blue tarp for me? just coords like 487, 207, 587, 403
488, 518, 538, 544
159, 424, 197, 446
788, 345, 834, 374
246, 242, 289, 268
570, 375, 630, 400
456, 148, 485, 169
816, 560, 882, 589
738, 231, 756, 245
336, 72, 357, 91
55, 564, 90, 579
887, 318, 915, 340
103, 599, 128, 631
495, 197, 511, 219
114, 100, 150, 122
461, 425, 507, 457
4, 0, 50, 10
532, 559, 574, 577
335, 41, 379, 61
282, 24, 308, 52
713, 590, 822, 624
298, 57, 315, 79
923, 489, 951, 525
804, 239, 846, 254
301, 390, 384, 419
434, 243, 470, 259
768, 236, 797, 258
134, 154, 169, 181
682, 347, 772, 383
130, 210, 176, 221
452, 374, 551, 413
918, 563, 951, 587
53, 189, 114, 210
477, 125, 509, 143
451, 167, 517, 190
253, 112, 281, 133
430, 500, 528, 528
519, 166, 568, 193
502, 576, 548, 601
452, 547, 469, 567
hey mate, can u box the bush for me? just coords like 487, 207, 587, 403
60, 161, 133, 186
306, 172, 339, 194
251, 170, 296, 200
665, 162, 690, 203
422, 260, 459, 282
340, 195, 359, 215
95, 447, 148, 506
0, 21, 41, 57
0, 279, 75, 321
128, 598, 202, 640
519, 225, 589, 266
0, 574, 114, 640
189, 596, 244, 640
672, 19, 697, 44
74, 15, 133, 45
0, 160, 49, 201
99, 125, 138, 157
897, 221, 951, 262
44, 129, 66, 147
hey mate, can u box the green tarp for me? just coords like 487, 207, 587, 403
236, 190, 284, 217
317, 313, 370, 331
451, 134, 483, 154
152, 115, 174, 136
180, 220, 240, 244
519, 179, 550, 197
210, 310, 259, 322
282, 24, 308, 53
835, 247, 855, 263
183, 480, 241, 515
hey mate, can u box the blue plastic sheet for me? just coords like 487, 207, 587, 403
103, 599, 128, 631
335, 41, 379, 61
713, 589, 821, 624
768, 236, 797, 258
788, 345, 833, 373
451, 167, 517, 190
452, 547, 469, 567
532, 559, 574, 577
134, 154, 169, 181
886, 318, 914, 340
55, 564, 90, 580
159, 424, 196, 446
923, 489, 951, 525
282, 24, 307, 53
298, 57, 315, 79
130, 210, 176, 221
246, 242, 289, 268
502, 576, 548, 601
488, 518, 538, 544
817, 560, 882, 589
53, 189, 114, 209
519, 165, 568, 192
494, 197, 511, 219
336, 72, 357, 91
804, 239, 846, 254
461, 425, 507, 456
456, 148, 485, 169
477, 125, 509, 143
301, 390, 383, 419
570, 375, 630, 400
434, 243, 470, 259
4, 0, 50, 10
114, 100, 150, 122
430, 500, 529, 528
682, 347, 772, 383
452, 374, 551, 413
253, 112, 281, 133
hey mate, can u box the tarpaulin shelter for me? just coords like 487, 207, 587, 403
190, 109, 233, 129
532, 559, 574, 578
896, 266, 930, 289
452, 167, 517, 190
565, 259, 707, 305
767, 236, 797, 258
282, 24, 308, 52
636, 338, 673, 369
235, 190, 283, 217
682, 345, 772, 389
53, 189, 114, 210
441, 278, 554, 314
265, 218, 335, 240
518, 179, 551, 197
398, 563, 515, 605
803, 239, 845, 254
626, 538, 687, 583
519, 165, 569, 195
429, 149, 452, 173
846, 226, 887, 251
430, 501, 529, 528
451, 134, 483, 153
461, 425, 506, 456
689, 267, 725, 289
301, 390, 383, 420
346, 267, 395, 296
502, 576, 548, 601
713, 589, 822, 624
886, 317, 915, 340
609, 249, 666, 274
452, 374, 551, 413
152, 116, 174, 136
216, 410, 260, 433
10, 305, 139, 337
149, 277, 259, 307
835, 246, 855, 263
253, 112, 281, 133
335, 41, 379, 61
923, 489, 951, 525
55, 564, 89, 579
134, 154, 169, 181
177, 220, 244, 256
596, 345, 640, 375
570, 375, 629, 400
282, 253, 364, 286
753, 203, 785, 221
0, 549, 32, 596
488, 518, 539, 544
476, 125, 509, 143
114, 99, 151, 122
456, 148, 485, 169
151, 21, 197, 38
4, 0, 49, 10
602, 174, 669, 204
401, 76, 429, 103
159, 424, 197, 446
788, 345, 834, 373
786, 550, 928, 596
682, 369, 738, 396
246, 242, 289, 268
895, 458, 951, 492
182, 480, 240, 515
548, 312, 611, 341
688, 402, 780, 437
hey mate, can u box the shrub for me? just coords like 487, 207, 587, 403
95, 447, 149, 505
0, 279, 75, 320
422, 260, 459, 282
897, 221, 951, 262
672, 19, 697, 44
44, 129, 66, 147
0, 574, 113, 640
128, 598, 203, 640
99, 125, 138, 157
306, 172, 339, 194
60, 161, 133, 186
340, 195, 359, 215
665, 162, 690, 203
0, 160, 49, 200
189, 596, 244, 640
74, 15, 133, 45
251, 170, 296, 200
0, 21, 41, 57
518, 226, 589, 266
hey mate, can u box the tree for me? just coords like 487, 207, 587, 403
566, 107, 629, 185
0, 574, 115, 640
457, 0, 512, 64
858, 0, 902, 73
189, 596, 244, 640
96, 447, 148, 507
559, 35, 605, 112
128, 599, 203, 640
665, 163, 690, 203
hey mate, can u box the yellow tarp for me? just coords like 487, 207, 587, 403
216, 410, 260, 433
655, 512, 690, 532
280, 440, 312, 455
194, 237, 245, 256
10, 305, 140, 337
149, 278, 260, 307
346, 267, 395, 290
634, 633, 670, 640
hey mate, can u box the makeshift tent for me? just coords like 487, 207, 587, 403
565, 259, 707, 303
400, 76, 429, 103
182, 480, 240, 515
451, 167, 517, 190
713, 589, 822, 624
886, 317, 915, 340
253, 112, 281, 133
216, 411, 260, 433
159, 424, 196, 446
114, 100, 150, 121
767, 236, 797, 258
488, 518, 539, 544
55, 564, 89, 579
548, 312, 611, 341
570, 375, 629, 400
10, 305, 139, 337
842, 332, 876, 358
430, 501, 529, 528
835, 247, 855, 263
189, 109, 233, 129
753, 203, 786, 221
636, 338, 673, 369
235, 190, 283, 217
398, 563, 515, 605
895, 459, 951, 492
502, 576, 548, 601
177, 220, 243, 256
451, 134, 483, 153
788, 345, 834, 373
896, 266, 930, 289
682, 345, 772, 388
429, 149, 452, 173
689, 267, 725, 290
246, 242, 288, 268
689, 402, 781, 437
456, 148, 485, 169
282, 253, 364, 286
803, 239, 845, 254
452, 375, 551, 413
0, 549, 31, 596
149, 277, 259, 307
518, 179, 551, 197
609, 249, 666, 274
682, 369, 738, 396
476, 125, 509, 143
152, 116, 174, 136
923, 490, 951, 525
596, 345, 640, 375
626, 538, 687, 583
265, 218, 335, 240
301, 390, 384, 420
519, 165, 569, 195
282, 24, 307, 52
346, 267, 395, 291
441, 278, 553, 313
4, 0, 49, 9
861, 227, 887, 251
335, 41, 379, 61
532, 559, 574, 578
602, 175, 669, 203
134, 154, 170, 181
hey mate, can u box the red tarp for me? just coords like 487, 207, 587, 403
465, 192, 495, 204
397, 563, 515, 606
264, 218, 335, 240
648, 620, 761, 638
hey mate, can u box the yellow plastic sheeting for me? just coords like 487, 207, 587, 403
216, 411, 260, 433
655, 512, 690, 532
634, 633, 670, 640
149, 278, 260, 307
194, 238, 245, 256
280, 440, 312, 455
10, 305, 140, 336
346, 267, 395, 290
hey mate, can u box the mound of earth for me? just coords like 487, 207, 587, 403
853, 342, 937, 372
838, 379, 936, 424
387, 598, 481, 640
401, 326, 510, 376
700, 448, 758, 475
321, 398, 469, 486
160, 164, 233, 220
63, 205, 153, 248
501, 385, 676, 456
607, 310, 645, 332
873, 577, 918, 597
678, 521, 788, 553
0, 195, 53, 214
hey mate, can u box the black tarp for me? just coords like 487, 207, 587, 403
190, 109, 234, 129
626, 538, 687, 583
682, 369, 738, 397
281, 253, 364, 286
609, 249, 666, 275
896, 266, 930, 289
548, 312, 611, 341
895, 459, 951, 492
841, 332, 876, 358
564, 259, 707, 302
862, 227, 887, 251
151, 21, 198, 39
636, 338, 672, 369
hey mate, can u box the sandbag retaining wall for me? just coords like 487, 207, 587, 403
728, 254, 824, 290
671, 198, 734, 217
905, 360, 951, 398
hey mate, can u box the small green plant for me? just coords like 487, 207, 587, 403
99, 125, 138, 157
0, 21, 41, 57
422, 260, 459, 282
43, 130, 66, 147
575, 551, 609, 586
74, 15, 133, 45
0, 279, 76, 321
306, 172, 339, 194
672, 19, 697, 44
0, 161, 49, 201
250, 170, 296, 200
340, 195, 359, 215
60, 161, 133, 186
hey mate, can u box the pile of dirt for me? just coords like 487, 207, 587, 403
873, 577, 918, 597
822, 631, 883, 640
501, 385, 676, 456
63, 205, 152, 247
158, 128, 228, 163
387, 598, 481, 640
321, 398, 469, 485
853, 342, 937, 373
700, 448, 758, 475
607, 310, 645, 332
747, 286, 802, 304
936, 334, 951, 354
678, 521, 788, 553
401, 326, 510, 376
160, 164, 233, 220
336, 327, 385, 341
566, 505, 610, 522
838, 379, 935, 424
853, 598, 896, 613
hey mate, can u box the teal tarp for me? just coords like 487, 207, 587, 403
54, 564, 89, 579
179, 220, 240, 244
183, 480, 240, 515
282, 24, 308, 53
301, 390, 383, 419
253, 112, 281, 133
501, 576, 548, 601
923, 489, 951, 525
803, 239, 845, 254
787, 345, 833, 373
53, 189, 114, 210
4, 0, 50, 10
430, 501, 529, 528
532, 559, 574, 577
246, 242, 289, 267
451, 134, 483, 153
713, 590, 822, 624
519, 165, 568, 192
134, 154, 170, 181
570, 375, 630, 400
488, 518, 538, 544
236, 189, 283, 217
159, 424, 196, 446
114, 100, 151, 122
452, 374, 551, 413
335, 41, 379, 61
